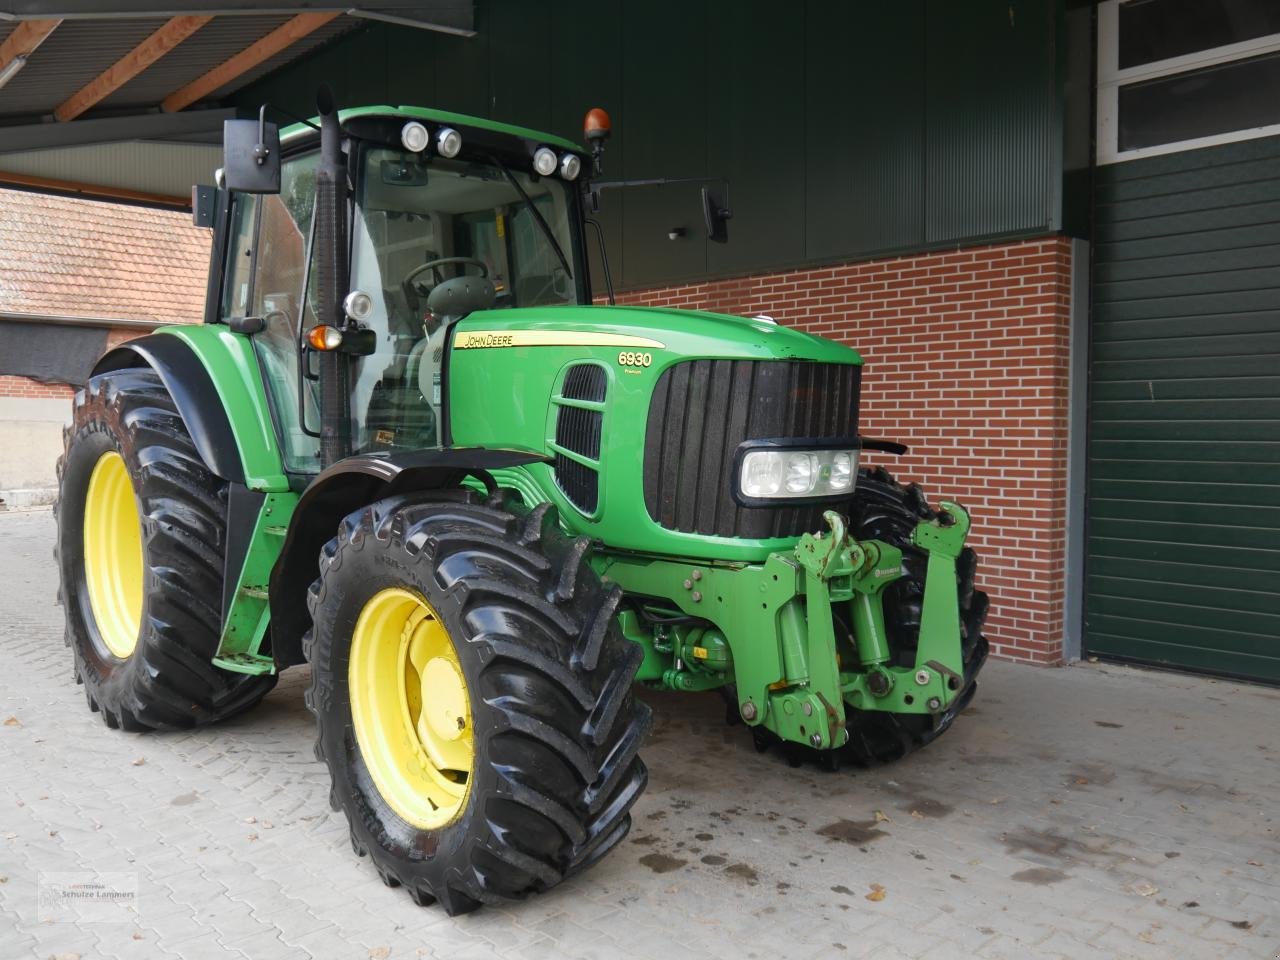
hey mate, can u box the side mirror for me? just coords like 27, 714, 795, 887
222, 108, 280, 194
702, 187, 732, 244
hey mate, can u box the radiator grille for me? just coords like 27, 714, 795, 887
552, 364, 606, 514
643, 359, 861, 538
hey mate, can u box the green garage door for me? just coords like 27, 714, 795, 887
1088, 135, 1280, 682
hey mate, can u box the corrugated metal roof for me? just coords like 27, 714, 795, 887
205, 17, 356, 102
0, 6, 470, 126
0, 5, 472, 199
101, 15, 356, 110
0, 18, 168, 119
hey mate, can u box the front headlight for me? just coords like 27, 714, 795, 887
738, 446, 860, 501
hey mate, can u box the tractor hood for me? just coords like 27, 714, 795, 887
454, 305, 862, 366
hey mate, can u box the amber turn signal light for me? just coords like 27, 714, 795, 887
307, 325, 343, 351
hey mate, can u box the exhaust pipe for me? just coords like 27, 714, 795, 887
313, 85, 350, 468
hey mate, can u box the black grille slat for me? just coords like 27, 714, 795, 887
642, 359, 862, 538
699, 358, 734, 535
658, 362, 690, 523
555, 405, 602, 460
562, 364, 607, 402
676, 361, 712, 531
642, 370, 669, 520
554, 453, 598, 513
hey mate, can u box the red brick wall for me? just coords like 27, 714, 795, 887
610, 236, 1074, 665
0, 326, 150, 400
0, 375, 72, 399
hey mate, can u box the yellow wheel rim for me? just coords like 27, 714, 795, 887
348, 588, 474, 830
82, 450, 144, 660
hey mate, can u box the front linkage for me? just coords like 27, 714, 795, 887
598, 502, 973, 752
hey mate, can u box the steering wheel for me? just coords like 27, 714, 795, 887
403, 256, 488, 291
403, 257, 489, 323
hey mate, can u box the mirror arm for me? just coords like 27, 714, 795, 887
589, 176, 731, 243
584, 217, 615, 306
254, 104, 271, 167
590, 175, 728, 193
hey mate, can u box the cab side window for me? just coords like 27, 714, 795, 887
220, 194, 258, 321
253, 157, 318, 329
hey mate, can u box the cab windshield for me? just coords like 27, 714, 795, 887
348, 147, 583, 455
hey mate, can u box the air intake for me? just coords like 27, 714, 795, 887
551, 364, 607, 514
562, 364, 607, 403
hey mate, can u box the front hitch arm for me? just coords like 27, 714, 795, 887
838, 500, 972, 716
911, 500, 970, 697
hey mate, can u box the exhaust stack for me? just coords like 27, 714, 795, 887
313, 85, 351, 468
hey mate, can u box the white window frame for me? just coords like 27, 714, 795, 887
1097, 0, 1280, 164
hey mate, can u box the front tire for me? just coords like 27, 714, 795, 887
55, 369, 276, 730
305, 492, 650, 914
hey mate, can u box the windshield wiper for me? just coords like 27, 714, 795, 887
486, 152, 571, 275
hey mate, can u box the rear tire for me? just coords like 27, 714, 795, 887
839, 465, 989, 764
304, 492, 650, 914
55, 369, 276, 731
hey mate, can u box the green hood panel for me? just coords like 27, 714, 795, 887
456, 305, 862, 366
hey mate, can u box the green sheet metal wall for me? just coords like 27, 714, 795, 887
1087, 135, 1280, 682
234, 0, 1066, 292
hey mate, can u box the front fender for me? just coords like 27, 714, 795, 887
267, 446, 550, 668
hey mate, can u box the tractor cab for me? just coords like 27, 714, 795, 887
213, 103, 591, 473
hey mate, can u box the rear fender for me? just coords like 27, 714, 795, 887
94, 329, 288, 663
94, 333, 243, 484
92, 326, 288, 492
267, 446, 550, 668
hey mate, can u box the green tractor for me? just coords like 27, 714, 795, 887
56, 90, 987, 914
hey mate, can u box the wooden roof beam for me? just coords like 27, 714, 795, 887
54, 15, 212, 122
0, 18, 61, 77
160, 11, 340, 113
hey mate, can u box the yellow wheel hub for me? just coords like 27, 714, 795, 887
348, 588, 474, 830
82, 450, 144, 660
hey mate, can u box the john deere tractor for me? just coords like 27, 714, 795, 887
56, 90, 987, 914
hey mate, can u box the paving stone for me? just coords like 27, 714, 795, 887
2, 506, 1278, 960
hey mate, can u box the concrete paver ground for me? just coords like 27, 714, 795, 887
0, 506, 1277, 959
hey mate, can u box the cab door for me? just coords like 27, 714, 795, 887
217, 152, 322, 474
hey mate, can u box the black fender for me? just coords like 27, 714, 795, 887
268, 446, 551, 668
93, 334, 245, 484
